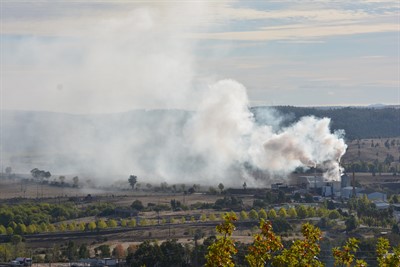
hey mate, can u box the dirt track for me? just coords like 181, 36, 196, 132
6, 220, 262, 249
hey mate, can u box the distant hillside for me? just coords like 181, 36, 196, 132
1, 106, 399, 174
343, 137, 400, 167
0, 109, 191, 174
252, 106, 400, 140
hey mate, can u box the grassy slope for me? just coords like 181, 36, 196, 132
342, 137, 400, 165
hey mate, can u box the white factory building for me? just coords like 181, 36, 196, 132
292, 173, 388, 200
292, 175, 341, 197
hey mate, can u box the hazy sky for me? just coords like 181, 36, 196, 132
1, 0, 399, 113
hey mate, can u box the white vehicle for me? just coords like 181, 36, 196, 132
10, 260, 22, 266
15, 258, 32, 266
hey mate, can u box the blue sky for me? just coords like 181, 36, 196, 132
1, 0, 399, 113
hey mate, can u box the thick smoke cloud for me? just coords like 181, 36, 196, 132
185, 79, 347, 185
3, 80, 347, 187
185, 80, 253, 173
3, 3, 212, 113
2, 3, 347, 186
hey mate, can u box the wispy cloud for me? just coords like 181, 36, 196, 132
1, 0, 399, 109
192, 23, 398, 41
191, 1, 399, 41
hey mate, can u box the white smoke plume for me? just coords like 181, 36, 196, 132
2, 3, 348, 186
185, 79, 347, 185
2, 79, 348, 187
185, 80, 253, 173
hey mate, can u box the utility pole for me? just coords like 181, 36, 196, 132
352, 171, 356, 198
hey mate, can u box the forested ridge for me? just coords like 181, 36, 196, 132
252, 106, 400, 140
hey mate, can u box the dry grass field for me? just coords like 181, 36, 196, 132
0, 179, 253, 207
0, 177, 260, 252
0, 179, 113, 200
342, 137, 400, 164
1, 137, 399, 256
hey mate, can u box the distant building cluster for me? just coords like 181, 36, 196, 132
288, 173, 387, 200
270, 172, 400, 221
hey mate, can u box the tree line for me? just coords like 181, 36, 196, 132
204, 213, 399, 267
252, 106, 400, 140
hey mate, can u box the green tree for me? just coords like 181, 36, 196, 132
130, 241, 163, 267
58, 223, 66, 232
209, 213, 217, 221
39, 222, 48, 232
107, 219, 117, 228
332, 238, 367, 267
25, 221, 38, 234
97, 220, 107, 229
95, 244, 111, 257
128, 175, 137, 190
128, 219, 136, 227
218, 183, 224, 194
258, 209, 267, 220
273, 223, 323, 267
249, 209, 259, 220
87, 221, 96, 231
160, 239, 186, 266
278, 207, 287, 218
345, 216, 359, 232
78, 243, 90, 258
296, 205, 308, 219
140, 218, 148, 226
205, 213, 238, 267
0, 244, 13, 262
14, 223, 26, 235
240, 210, 248, 220
10, 235, 22, 245
72, 176, 79, 188
307, 207, 316, 217
131, 200, 144, 211
316, 207, 327, 217
272, 218, 293, 233
376, 237, 400, 267
48, 224, 56, 232
5, 167, 12, 177
392, 223, 400, 235
8, 221, 17, 230
77, 222, 85, 231
329, 210, 340, 219
63, 241, 78, 261
246, 219, 283, 267
67, 223, 75, 231
268, 209, 277, 219
288, 207, 297, 218
26, 224, 37, 234
59, 176, 66, 186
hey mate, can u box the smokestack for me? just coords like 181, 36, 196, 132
314, 167, 317, 191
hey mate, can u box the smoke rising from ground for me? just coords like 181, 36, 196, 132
3, 79, 347, 186
3, 3, 212, 113
2, 3, 347, 186
186, 79, 347, 185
